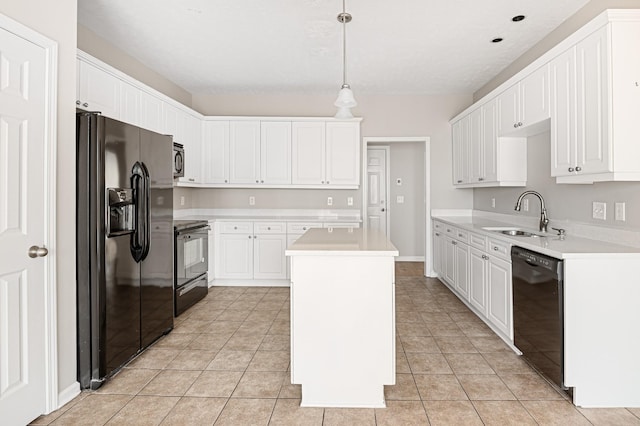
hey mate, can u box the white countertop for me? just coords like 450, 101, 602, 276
286, 228, 399, 256
434, 215, 640, 259
177, 214, 362, 223
174, 208, 362, 223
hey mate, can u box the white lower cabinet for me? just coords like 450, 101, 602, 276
217, 233, 254, 279
487, 256, 512, 340
253, 233, 287, 280
208, 221, 215, 284
433, 220, 513, 342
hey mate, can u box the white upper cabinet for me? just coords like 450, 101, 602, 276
325, 122, 360, 186
452, 117, 469, 185
452, 100, 526, 188
292, 122, 326, 185
119, 81, 140, 128
229, 121, 261, 184
183, 114, 202, 184
550, 47, 576, 177
260, 122, 292, 184
138, 90, 164, 134
497, 64, 550, 136
202, 121, 230, 184
77, 59, 121, 118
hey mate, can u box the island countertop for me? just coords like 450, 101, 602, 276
285, 228, 399, 256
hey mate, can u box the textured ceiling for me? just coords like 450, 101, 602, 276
77, 0, 591, 96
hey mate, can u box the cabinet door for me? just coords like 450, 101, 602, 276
550, 48, 577, 177
260, 122, 292, 184
487, 256, 512, 340
469, 248, 488, 315
468, 108, 483, 183
119, 81, 140, 127
208, 224, 215, 284
77, 59, 121, 118
325, 122, 360, 185
576, 26, 610, 175
139, 91, 164, 133
433, 231, 444, 277
497, 83, 520, 136
292, 122, 325, 184
184, 115, 202, 183
229, 121, 260, 184
520, 65, 550, 127
454, 242, 470, 300
481, 100, 498, 182
253, 234, 287, 279
217, 234, 253, 279
443, 237, 456, 288
202, 121, 230, 184
452, 118, 469, 185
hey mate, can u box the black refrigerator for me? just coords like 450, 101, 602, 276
76, 112, 174, 389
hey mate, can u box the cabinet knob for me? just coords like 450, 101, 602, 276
518, 122, 523, 127
482, 255, 489, 260
458, 233, 463, 237
261, 180, 264, 183
267, 227, 271, 230
575, 166, 582, 172
248, 235, 252, 238
493, 246, 499, 251
513, 123, 518, 128
435, 232, 440, 237
568, 167, 575, 172
478, 177, 484, 181
452, 241, 457, 245
326, 181, 330, 184
189, 178, 195, 182
83, 102, 89, 107
76, 100, 81, 105
321, 181, 324, 184
456, 180, 462, 183
234, 226, 238, 230
256, 180, 259, 183
224, 180, 228, 183
302, 227, 307, 230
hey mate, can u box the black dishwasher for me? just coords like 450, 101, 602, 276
512, 246, 567, 391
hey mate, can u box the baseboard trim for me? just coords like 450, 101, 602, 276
396, 256, 425, 262
57, 382, 80, 411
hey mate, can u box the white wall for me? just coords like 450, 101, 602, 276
0, 0, 78, 398
474, 132, 640, 230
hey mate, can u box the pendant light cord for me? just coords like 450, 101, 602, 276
342, 0, 347, 87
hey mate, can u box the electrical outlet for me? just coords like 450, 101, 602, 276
491, 198, 496, 208
592, 201, 606, 220
615, 202, 626, 221
327, 197, 333, 206
523, 199, 529, 212
249, 196, 255, 206
347, 197, 353, 206
397, 195, 404, 204
180, 196, 185, 206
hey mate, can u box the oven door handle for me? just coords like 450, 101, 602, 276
178, 278, 204, 297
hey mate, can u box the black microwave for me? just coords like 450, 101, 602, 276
173, 143, 184, 178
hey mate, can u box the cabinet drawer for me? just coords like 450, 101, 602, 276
219, 221, 253, 234
254, 222, 286, 234
487, 238, 510, 261
453, 228, 469, 243
287, 222, 322, 234
469, 232, 488, 250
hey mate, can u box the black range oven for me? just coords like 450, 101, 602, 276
174, 220, 209, 316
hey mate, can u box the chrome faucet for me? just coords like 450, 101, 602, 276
515, 190, 549, 233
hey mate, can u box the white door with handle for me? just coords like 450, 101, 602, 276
0, 18, 55, 425
366, 148, 389, 237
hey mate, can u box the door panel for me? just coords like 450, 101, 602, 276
254, 234, 287, 279
260, 121, 291, 184
366, 148, 387, 237
229, 121, 260, 184
0, 25, 47, 424
291, 122, 325, 184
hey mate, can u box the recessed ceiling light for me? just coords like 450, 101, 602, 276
512, 15, 525, 22
492, 38, 503, 43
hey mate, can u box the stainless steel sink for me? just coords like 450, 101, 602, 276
500, 230, 540, 237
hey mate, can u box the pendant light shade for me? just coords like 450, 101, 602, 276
334, 0, 356, 119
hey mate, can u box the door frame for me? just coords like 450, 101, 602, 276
0, 13, 59, 413
362, 137, 431, 277
365, 146, 391, 239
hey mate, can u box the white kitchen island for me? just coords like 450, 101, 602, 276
285, 228, 399, 408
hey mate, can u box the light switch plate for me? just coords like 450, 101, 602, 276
180, 196, 185, 206
327, 197, 333, 206
592, 201, 606, 220
397, 196, 404, 204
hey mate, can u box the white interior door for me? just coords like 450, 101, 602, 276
0, 24, 49, 424
366, 148, 389, 237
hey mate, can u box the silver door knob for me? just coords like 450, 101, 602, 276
28, 246, 48, 258
575, 166, 582, 172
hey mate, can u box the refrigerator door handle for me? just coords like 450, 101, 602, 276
140, 161, 151, 261
130, 162, 145, 262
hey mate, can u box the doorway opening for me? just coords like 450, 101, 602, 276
362, 137, 431, 277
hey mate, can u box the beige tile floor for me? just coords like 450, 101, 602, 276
33, 262, 640, 425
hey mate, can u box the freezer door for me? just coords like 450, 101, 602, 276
139, 128, 174, 347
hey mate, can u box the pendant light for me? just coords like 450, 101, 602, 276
334, 0, 356, 119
